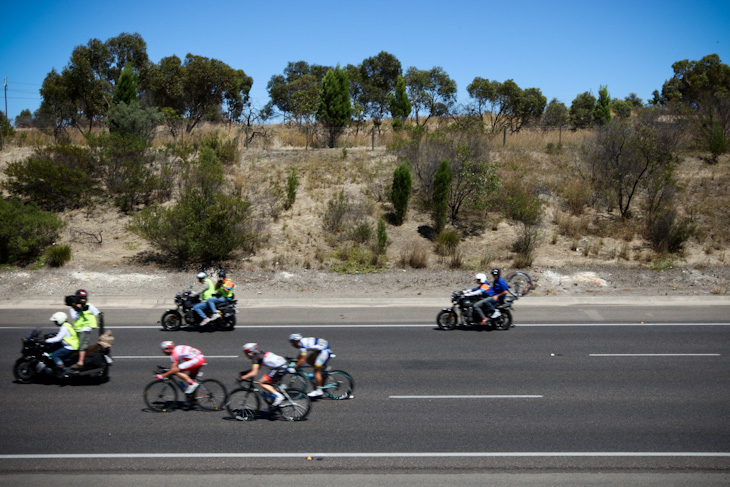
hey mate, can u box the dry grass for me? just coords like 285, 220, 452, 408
2, 122, 729, 273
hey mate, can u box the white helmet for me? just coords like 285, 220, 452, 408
289, 333, 302, 343
242, 343, 259, 356
50, 311, 67, 325
475, 273, 487, 284
160, 340, 175, 353
196, 271, 207, 279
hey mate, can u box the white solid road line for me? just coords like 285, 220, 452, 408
590, 353, 721, 357
1, 452, 729, 459
389, 395, 543, 399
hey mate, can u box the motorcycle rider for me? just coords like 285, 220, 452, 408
239, 343, 287, 407
68, 289, 101, 369
287, 333, 330, 398
189, 272, 216, 326
474, 269, 510, 326
206, 269, 234, 320
157, 341, 205, 394
45, 311, 79, 370
461, 273, 499, 325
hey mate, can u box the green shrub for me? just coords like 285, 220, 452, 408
376, 218, 388, 255
435, 230, 460, 256
44, 244, 72, 267
511, 223, 540, 267
2, 144, 99, 211
284, 167, 299, 210
504, 184, 543, 225
709, 121, 728, 164
323, 190, 350, 234
350, 221, 372, 244
646, 209, 696, 253
329, 245, 385, 274
0, 198, 66, 265
199, 131, 238, 165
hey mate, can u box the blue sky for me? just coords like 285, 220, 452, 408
1, 0, 729, 121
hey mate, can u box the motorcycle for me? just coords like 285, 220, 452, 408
13, 329, 113, 383
436, 271, 532, 330
159, 290, 237, 331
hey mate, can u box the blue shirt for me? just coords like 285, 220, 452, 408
492, 276, 509, 295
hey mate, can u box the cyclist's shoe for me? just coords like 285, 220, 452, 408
200, 317, 211, 326
271, 392, 285, 407
490, 310, 501, 319
184, 381, 200, 394
307, 389, 323, 398
480, 317, 488, 326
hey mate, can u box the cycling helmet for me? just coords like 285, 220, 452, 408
491, 268, 501, 277
242, 343, 259, 356
196, 271, 207, 279
218, 269, 227, 279
160, 341, 175, 353
50, 311, 68, 325
75, 289, 88, 298
475, 273, 487, 284
288, 333, 302, 343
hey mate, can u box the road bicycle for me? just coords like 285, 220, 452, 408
225, 378, 311, 421
282, 355, 354, 400
143, 366, 227, 412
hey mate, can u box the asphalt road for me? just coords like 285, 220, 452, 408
1, 303, 729, 484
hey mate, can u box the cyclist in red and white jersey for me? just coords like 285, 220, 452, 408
239, 343, 288, 406
157, 341, 206, 394
288, 334, 331, 398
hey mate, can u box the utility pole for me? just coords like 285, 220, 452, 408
3, 77, 7, 121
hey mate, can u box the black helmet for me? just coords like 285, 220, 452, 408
491, 268, 501, 277
218, 269, 226, 279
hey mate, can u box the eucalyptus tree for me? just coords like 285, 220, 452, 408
404, 66, 457, 127
357, 51, 402, 132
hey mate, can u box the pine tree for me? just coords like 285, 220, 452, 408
594, 85, 612, 126
391, 164, 412, 225
317, 65, 351, 148
112, 62, 139, 105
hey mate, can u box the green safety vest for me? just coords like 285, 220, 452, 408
217, 278, 234, 298
201, 279, 215, 300
62, 322, 79, 350
73, 308, 98, 331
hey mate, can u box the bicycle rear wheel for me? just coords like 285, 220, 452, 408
143, 380, 178, 412
225, 387, 261, 421
194, 379, 227, 411
277, 388, 311, 421
279, 370, 309, 395
323, 370, 354, 399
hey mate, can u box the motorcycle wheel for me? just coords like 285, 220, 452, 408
506, 271, 532, 297
436, 310, 458, 330
493, 308, 513, 330
161, 311, 182, 331
216, 314, 236, 331
13, 358, 37, 384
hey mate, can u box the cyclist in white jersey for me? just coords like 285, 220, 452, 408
157, 341, 206, 394
288, 334, 331, 398
239, 343, 287, 406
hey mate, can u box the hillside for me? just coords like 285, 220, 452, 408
1, 126, 729, 299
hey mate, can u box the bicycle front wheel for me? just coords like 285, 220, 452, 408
143, 380, 178, 412
194, 379, 227, 411
225, 387, 261, 421
277, 388, 311, 421
323, 370, 354, 400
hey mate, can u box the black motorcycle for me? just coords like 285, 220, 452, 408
13, 330, 112, 383
159, 290, 237, 331
436, 271, 532, 330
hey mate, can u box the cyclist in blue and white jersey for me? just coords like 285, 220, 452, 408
288, 334, 331, 398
